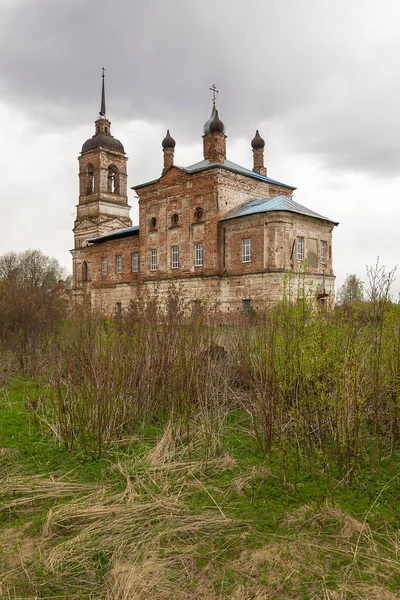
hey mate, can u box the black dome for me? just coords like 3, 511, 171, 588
251, 130, 265, 150
209, 110, 225, 134
162, 129, 176, 149
81, 134, 125, 154
204, 105, 226, 135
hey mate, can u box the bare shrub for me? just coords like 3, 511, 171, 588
45, 295, 232, 457
34, 263, 400, 472
0, 279, 67, 373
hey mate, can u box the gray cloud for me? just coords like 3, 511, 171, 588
1, 0, 399, 177
0, 0, 399, 296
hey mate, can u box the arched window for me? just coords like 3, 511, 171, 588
194, 207, 203, 220
150, 217, 157, 229
171, 213, 179, 225
86, 164, 94, 194
108, 165, 119, 194
82, 261, 88, 282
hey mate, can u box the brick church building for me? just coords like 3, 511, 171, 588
71, 77, 338, 317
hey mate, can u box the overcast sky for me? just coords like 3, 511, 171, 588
0, 0, 399, 297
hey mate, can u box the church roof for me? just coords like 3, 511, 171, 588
81, 133, 125, 154
85, 225, 139, 244
220, 195, 338, 225
184, 159, 295, 189
133, 159, 296, 190
81, 71, 125, 154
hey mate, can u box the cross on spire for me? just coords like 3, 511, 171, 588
210, 83, 219, 107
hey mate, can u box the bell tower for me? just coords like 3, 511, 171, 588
73, 70, 132, 249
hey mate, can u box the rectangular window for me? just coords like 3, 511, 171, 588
296, 236, 304, 261
320, 240, 327, 265
242, 238, 252, 262
131, 252, 139, 272
150, 249, 157, 271
243, 299, 252, 315
171, 245, 179, 269
101, 257, 107, 276
116, 255, 122, 274
195, 242, 203, 267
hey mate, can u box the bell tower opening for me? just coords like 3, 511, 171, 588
86, 163, 94, 194
108, 164, 119, 194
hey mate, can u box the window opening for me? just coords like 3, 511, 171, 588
131, 252, 139, 272
150, 249, 158, 271
195, 242, 203, 267
296, 236, 304, 261
320, 240, 327, 265
242, 299, 252, 316
150, 217, 157, 229
242, 238, 252, 262
171, 213, 179, 225
171, 245, 179, 269
116, 255, 122, 274
108, 165, 119, 194
82, 261, 88, 281
102, 257, 107, 276
193, 300, 202, 316
86, 164, 94, 194
115, 302, 122, 315
194, 207, 203, 220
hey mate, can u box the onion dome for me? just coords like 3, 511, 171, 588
209, 110, 225, 134
203, 105, 226, 135
162, 129, 176, 149
82, 134, 125, 154
251, 130, 265, 150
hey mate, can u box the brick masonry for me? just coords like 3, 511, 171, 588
72, 108, 337, 318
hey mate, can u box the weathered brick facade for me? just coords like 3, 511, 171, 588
71, 90, 338, 318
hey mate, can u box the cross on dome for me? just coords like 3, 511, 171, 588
210, 83, 219, 107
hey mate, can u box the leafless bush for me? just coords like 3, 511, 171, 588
46, 295, 233, 457
0, 279, 67, 373
33, 264, 400, 471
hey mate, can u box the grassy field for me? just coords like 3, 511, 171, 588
1, 375, 399, 599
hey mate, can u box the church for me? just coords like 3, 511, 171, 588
71, 76, 338, 318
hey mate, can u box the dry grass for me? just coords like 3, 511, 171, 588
231, 502, 400, 600
106, 556, 175, 600
0, 449, 239, 599
1, 463, 399, 599
1, 475, 95, 510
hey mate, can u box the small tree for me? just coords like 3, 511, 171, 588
337, 274, 364, 305
0, 250, 70, 372
0, 249, 69, 292
366, 257, 397, 324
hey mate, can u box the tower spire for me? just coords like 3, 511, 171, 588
100, 67, 106, 118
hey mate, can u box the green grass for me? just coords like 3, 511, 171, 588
1, 377, 399, 599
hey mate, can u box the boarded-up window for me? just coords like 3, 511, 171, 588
82, 261, 88, 281
193, 300, 202, 316
307, 238, 318, 268
242, 299, 252, 315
